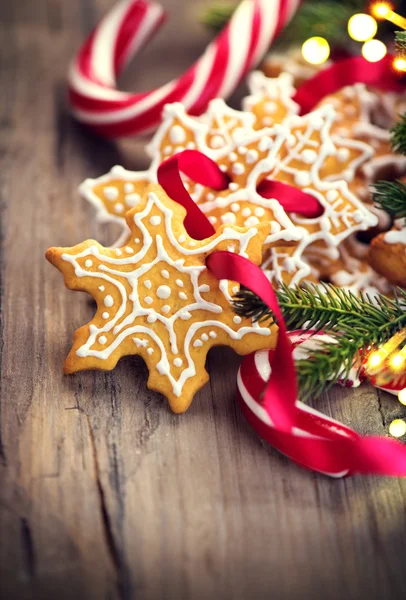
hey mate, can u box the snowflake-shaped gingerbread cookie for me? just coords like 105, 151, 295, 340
46, 185, 274, 413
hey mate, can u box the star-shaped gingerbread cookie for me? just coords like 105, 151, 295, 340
46, 185, 275, 413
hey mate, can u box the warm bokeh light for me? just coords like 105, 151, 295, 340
362, 39, 387, 62
390, 353, 405, 370
394, 57, 406, 72
371, 3, 406, 28
301, 37, 331, 65
367, 350, 385, 370
389, 419, 406, 438
398, 388, 406, 406
348, 14, 378, 42
372, 3, 392, 19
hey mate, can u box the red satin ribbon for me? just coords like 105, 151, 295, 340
294, 55, 406, 115
208, 252, 406, 477
156, 148, 406, 477
157, 150, 227, 239
158, 150, 324, 229
257, 179, 324, 218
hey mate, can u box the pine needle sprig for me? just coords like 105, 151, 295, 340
395, 30, 406, 56
372, 180, 406, 219
233, 284, 406, 400
391, 112, 406, 156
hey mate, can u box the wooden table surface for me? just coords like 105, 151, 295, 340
1, 1, 406, 599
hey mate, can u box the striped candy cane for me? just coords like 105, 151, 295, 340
68, 0, 301, 137
237, 332, 363, 477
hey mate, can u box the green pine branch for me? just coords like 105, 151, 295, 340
391, 113, 406, 156
395, 30, 406, 55
233, 284, 406, 400
200, 1, 235, 30
201, 1, 363, 47
372, 180, 406, 219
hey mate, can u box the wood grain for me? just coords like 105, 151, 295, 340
1, 1, 406, 599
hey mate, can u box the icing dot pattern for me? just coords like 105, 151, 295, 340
49, 185, 274, 413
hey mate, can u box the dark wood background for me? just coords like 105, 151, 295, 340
1, 1, 406, 599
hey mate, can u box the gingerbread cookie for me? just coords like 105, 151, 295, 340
318, 84, 406, 198
242, 71, 299, 129
261, 49, 332, 87
46, 184, 275, 413
369, 226, 406, 288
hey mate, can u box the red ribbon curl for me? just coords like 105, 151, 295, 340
156, 143, 406, 477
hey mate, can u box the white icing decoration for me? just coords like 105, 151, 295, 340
125, 247, 134, 254
384, 229, 406, 244
133, 337, 149, 348
162, 305, 171, 314
337, 148, 350, 162
178, 234, 186, 243
193, 340, 203, 347
124, 183, 135, 194
147, 348, 154, 355
85, 259, 93, 267
201, 334, 209, 341
161, 269, 170, 279
233, 316, 242, 324
246, 149, 259, 164
150, 216, 161, 226
144, 296, 153, 305
301, 149, 317, 164
157, 285, 171, 299
104, 295, 114, 307
126, 193, 141, 207
221, 212, 236, 225
173, 358, 183, 367
244, 216, 260, 227
254, 207, 265, 217
211, 135, 225, 149
231, 203, 240, 213
62, 190, 270, 398
114, 203, 124, 214
115, 249, 122, 256
144, 280, 152, 289
102, 312, 109, 319
232, 163, 245, 175
98, 285, 105, 292
294, 172, 311, 187
99, 336, 107, 345
176, 279, 184, 287
169, 125, 187, 144
209, 331, 217, 338
104, 187, 119, 201
179, 292, 187, 300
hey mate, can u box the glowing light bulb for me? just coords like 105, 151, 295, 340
362, 39, 387, 62
372, 3, 406, 29
389, 419, 406, 438
390, 353, 405, 370
372, 3, 392, 19
348, 14, 378, 42
394, 57, 406, 72
367, 350, 386, 370
301, 37, 330, 65
398, 388, 406, 406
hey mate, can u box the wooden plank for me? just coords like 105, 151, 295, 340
1, 1, 406, 599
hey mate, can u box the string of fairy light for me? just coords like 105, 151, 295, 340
301, 2, 406, 71
301, 3, 406, 437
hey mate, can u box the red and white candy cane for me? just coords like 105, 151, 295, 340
68, 0, 301, 137
237, 336, 361, 478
